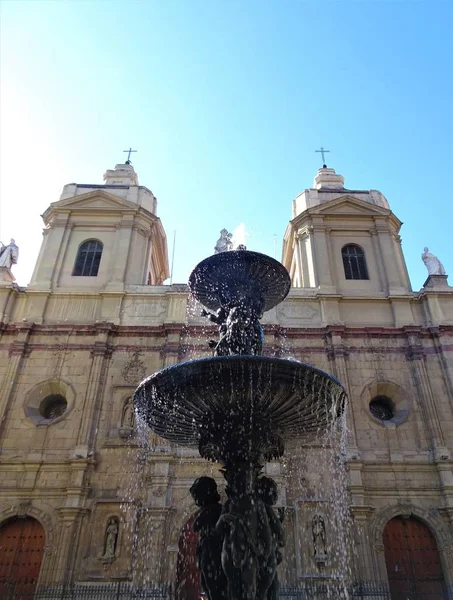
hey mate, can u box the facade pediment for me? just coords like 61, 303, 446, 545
312, 195, 391, 217
47, 190, 140, 214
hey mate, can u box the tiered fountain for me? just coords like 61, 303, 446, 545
134, 242, 347, 600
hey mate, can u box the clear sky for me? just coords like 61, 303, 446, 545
0, 0, 452, 289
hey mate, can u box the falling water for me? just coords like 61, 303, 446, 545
231, 222, 247, 249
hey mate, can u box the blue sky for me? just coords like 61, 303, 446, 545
0, 0, 452, 289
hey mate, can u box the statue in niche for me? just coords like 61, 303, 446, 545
0, 238, 19, 269
190, 476, 227, 600
214, 229, 233, 254
102, 517, 119, 560
122, 398, 135, 428
119, 398, 135, 438
422, 247, 446, 276
312, 514, 327, 557
256, 476, 285, 600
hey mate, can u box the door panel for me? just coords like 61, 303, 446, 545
0, 517, 45, 599
383, 516, 446, 600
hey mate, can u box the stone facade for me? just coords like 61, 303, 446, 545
0, 164, 452, 593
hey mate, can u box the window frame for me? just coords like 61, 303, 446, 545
72, 239, 103, 277
341, 244, 369, 280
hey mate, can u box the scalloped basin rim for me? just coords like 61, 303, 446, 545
134, 356, 347, 449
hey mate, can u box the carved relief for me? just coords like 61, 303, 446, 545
278, 302, 318, 321
122, 352, 146, 385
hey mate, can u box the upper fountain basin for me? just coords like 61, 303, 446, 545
188, 250, 291, 313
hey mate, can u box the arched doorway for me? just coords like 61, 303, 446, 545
0, 517, 45, 599
383, 516, 447, 599
175, 514, 202, 600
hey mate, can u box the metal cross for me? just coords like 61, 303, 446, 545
123, 147, 137, 163
315, 147, 330, 166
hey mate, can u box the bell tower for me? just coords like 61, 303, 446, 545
282, 166, 412, 297
29, 162, 169, 292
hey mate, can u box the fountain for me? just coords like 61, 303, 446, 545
134, 241, 347, 600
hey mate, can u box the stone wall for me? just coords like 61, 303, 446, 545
0, 286, 452, 589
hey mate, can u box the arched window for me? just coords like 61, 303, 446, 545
342, 244, 368, 280
73, 240, 103, 276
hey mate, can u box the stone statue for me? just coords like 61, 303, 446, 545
102, 517, 119, 559
0, 238, 19, 269
190, 477, 227, 600
422, 247, 446, 276
256, 477, 285, 600
121, 398, 135, 429
214, 229, 233, 254
312, 514, 327, 557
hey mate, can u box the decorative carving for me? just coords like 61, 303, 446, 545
101, 517, 119, 562
122, 351, 146, 384
16, 501, 32, 518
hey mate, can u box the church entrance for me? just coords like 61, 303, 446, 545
175, 514, 202, 600
0, 516, 45, 599
383, 516, 447, 599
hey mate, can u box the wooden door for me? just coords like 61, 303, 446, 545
0, 517, 45, 599
383, 516, 446, 600
175, 514, 202, 600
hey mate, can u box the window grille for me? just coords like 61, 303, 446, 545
73, 240, 103, 276
342, 245, 369, 280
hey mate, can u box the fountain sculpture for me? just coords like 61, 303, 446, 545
134, 240, 347, 600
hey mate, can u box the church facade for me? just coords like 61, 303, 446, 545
0, 162, 452, 599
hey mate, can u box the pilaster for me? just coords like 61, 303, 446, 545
375, 220, 407, 294
350, 506, 376, 581
75, 323, 114, 455
405, 329, 446, 450
54, 507, 89, 584
0, 323, 33, 446
311, 217, 335, 292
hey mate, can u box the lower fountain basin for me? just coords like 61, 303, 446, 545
134, 356, 347, 462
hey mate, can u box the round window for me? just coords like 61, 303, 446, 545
369, 396, 395, 421
39, 395, 67, 420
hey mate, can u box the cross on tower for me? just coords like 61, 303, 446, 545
315, 147, 330, 167
123, 147, 137, 164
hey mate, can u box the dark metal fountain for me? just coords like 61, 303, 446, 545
134, 236, 347, 600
